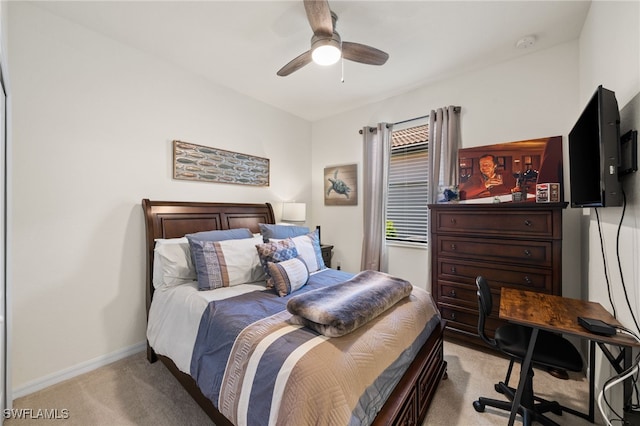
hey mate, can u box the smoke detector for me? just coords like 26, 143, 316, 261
516, 35, 536, 49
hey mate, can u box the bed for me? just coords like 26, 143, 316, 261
142, 199, 447, 426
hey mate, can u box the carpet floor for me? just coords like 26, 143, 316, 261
424, 339, 600, 425
5, 339, 601, 425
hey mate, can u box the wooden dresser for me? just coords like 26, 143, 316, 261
428, 202, 567, 345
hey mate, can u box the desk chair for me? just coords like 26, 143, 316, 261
472, 276, 584, 426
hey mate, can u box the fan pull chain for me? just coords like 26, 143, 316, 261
341, 56, 345, 83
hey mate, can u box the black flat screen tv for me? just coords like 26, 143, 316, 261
568, 85, 622, 207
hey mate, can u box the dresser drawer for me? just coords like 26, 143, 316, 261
417, 342, 445, 418
438, 282, 481, 309
439, 304, 505, 337
439, 305, 503, 333
433, 210, 555, 238
438, 281, 502, 313
436, 236, 552, 267
320, 245, 333, 268
439, 305, 478, 333
437, 259, 552, 292
393, 387, 416, 426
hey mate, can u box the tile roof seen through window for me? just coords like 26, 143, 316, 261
391, 124, 428, 148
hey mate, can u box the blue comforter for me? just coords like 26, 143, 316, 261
190, 268, 439, 426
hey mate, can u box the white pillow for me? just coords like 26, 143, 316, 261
272, 230, 326, 273
152, 237, 196, 289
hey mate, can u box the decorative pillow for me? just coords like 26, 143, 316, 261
188, 235, 266, 291
152, 237, 196, 289
255, 239, 299, 288
259, 223, 310, 241
186, 228, 253, 242
267, 257, 309, 297
273, 229, 325, 273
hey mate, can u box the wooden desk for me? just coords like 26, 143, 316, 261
500, 288, 639, 426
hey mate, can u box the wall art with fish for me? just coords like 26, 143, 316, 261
173, 140, 269, 186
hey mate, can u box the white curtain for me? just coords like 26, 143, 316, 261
361, 123, 392, 272
428, 106, 461, 203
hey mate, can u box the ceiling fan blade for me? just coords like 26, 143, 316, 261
277, 50, 313, 76
304, 0, 333, 37
342, 42, 389, 66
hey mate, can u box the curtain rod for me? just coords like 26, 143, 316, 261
358, 106, 461, 134
391, 106, 461, 127
391, 114, 429, 127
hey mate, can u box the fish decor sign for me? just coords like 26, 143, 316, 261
324, 164, 357, 206
173, 140, 269, 186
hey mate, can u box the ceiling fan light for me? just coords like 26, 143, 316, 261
311, 39, 341, 66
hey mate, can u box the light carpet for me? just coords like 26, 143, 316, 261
424, 338, 600, 425
6, 339, 601, 425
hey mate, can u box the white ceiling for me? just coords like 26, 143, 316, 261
32, 0, 591, 121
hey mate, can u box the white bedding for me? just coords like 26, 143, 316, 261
147, 281, 268, 373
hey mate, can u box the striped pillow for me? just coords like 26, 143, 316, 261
267, 257, 309, 297
189, 236, 266, 291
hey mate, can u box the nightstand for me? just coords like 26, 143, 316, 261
320, 244, 333, 268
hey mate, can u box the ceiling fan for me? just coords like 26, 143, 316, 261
277, 0, 389, 77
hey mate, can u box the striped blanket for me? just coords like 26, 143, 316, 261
287, 270, 414, 337
190, 269, 440, 426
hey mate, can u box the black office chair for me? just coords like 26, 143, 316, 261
472, 276, 584, 426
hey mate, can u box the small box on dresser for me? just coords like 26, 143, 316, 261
428, 201, 567, 346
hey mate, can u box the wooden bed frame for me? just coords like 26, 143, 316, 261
142, 198, 447, 426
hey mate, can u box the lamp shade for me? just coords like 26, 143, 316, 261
282, 202, 306, 222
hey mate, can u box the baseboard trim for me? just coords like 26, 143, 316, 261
12, 341, 146, 399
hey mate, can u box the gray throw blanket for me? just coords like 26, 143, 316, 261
286, 270, 413, 337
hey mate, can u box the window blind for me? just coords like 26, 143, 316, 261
386, 141, 429, 243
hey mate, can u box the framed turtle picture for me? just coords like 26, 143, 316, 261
324, 164, 357, 206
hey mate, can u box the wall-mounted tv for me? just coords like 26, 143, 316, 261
568, 85, 622, 207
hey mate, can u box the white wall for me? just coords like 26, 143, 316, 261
577, 1, 640, 416
8, 2, 311, 393
311, 41, 581, 295
579, 0, 640, 334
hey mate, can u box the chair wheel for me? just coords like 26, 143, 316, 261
473, 400, 485, 412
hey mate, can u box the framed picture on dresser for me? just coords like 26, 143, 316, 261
457, 136, 563, 202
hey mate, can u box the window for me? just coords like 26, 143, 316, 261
386, 124, 429, 244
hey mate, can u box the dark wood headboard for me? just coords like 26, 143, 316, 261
141, 199, 275, 315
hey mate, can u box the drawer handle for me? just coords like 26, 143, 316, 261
450, 266, 457, 274
450, 218, 457, 224
524, 219, 532, 227
450, 244, 457, 251
449, 290, 457, 297
524, 275, 532, 284
450, 312, 456, 320
524, 249, 532, 257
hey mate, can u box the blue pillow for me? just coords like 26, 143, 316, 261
259, 224, 310, 240
186, 228, 253, 242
